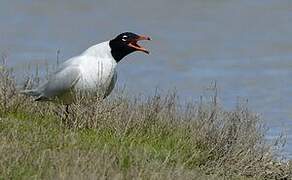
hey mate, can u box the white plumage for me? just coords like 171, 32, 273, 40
22, 41, 117, 104
21, 32, 150, 104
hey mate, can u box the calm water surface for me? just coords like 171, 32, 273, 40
1, 0, 292, 158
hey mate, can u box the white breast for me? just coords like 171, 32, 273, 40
74, 41, 117, 96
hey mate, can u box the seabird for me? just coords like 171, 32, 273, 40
21, 32, 151, 104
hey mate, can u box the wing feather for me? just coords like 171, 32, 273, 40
33, 66, 81, 101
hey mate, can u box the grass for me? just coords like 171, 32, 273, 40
0, 62, 291, 179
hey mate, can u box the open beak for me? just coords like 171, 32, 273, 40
127, 35, 151, 54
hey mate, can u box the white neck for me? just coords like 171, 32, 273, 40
82, 41, 113, 59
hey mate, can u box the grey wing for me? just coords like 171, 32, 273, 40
35, 66, 81, 100
103, 70, 117, 99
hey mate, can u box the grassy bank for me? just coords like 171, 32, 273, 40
0, 64, 291, 179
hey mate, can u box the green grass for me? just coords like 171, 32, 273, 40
0, 111, 210, 179
0, 65, 291, 179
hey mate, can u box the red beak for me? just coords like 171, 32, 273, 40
127, 35, 151, 54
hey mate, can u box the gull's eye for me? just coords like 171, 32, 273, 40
122, 35, 128, 42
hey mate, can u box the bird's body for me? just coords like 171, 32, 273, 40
21, 32, 150, 104
22, 41, 117, 104
66, 41, 117, 97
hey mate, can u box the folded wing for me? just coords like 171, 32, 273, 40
21, 66, 81, 102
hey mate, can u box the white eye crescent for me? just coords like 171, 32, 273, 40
122, 35, 127, 41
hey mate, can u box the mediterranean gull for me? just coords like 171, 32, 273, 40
21, 32, 151, 104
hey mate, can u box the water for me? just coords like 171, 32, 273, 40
1, 0, 292, 158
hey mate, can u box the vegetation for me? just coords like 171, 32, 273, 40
0, 61, 291, 179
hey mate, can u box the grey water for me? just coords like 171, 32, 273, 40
1, 0, 292, 158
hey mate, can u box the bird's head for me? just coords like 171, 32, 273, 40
109, 32, 151, 62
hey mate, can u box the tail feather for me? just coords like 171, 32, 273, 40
20, 89, 50, 102
20, 89, 40, 97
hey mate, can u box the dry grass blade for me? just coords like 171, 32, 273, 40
0, 60, 291, 179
